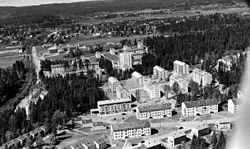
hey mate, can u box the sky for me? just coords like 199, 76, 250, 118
0, 0, 98, 7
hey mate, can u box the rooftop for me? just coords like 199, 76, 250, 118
108, 77, 119, 84
183, 99, 218, 108
98, 98, 131, 106
230, 98, 240, 105
193, 124, 210, 131
138, 103, 172, 113
154, 65, 165, 72
132, 71, 143, 78
103, 53, 119, 62
192, 68, 211, 76
174, 60, 186, 66
167, 131, 186, 139
112, 120, 150, 131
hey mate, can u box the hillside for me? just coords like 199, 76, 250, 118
0, 0, 236, 19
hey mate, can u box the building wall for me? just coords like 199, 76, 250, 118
112, 127, 151, 140
215, 122, 232, 131
98, 102, 131, 115
173, 62, 189, 75
182, 103, 218, 117
136, 109, 172, 120
120, 52, 133, 69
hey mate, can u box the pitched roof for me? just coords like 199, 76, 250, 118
103, 53, 119, 62
138, 103, 172, 113
230, 98, 240, 105
174, 60, 186, 66
112, 120, 150, 131
183, 99, 218, 108
132, 71, 143, 78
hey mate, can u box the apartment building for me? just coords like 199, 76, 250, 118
51, 64, 65, 75
153, 65, 169, 81
215, 120, 232, 131
173, 60, 189, 75
187, 124, 211, 139
191, 68, 212, 86
119, 51, 133, 70
144, 84, 161, 99
165, 131, 187, 146
228, 98, 241, 114
136, 103, 172, 120
108, 77, 121, 92
110, 120, 151, 140
169, 74, 189, 94
132, 71, 143, 85
181, 99, 218, 117
92, 98, 131, 115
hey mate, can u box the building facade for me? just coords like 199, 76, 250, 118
144, 84, 161, 99
191, 68, 212, 86
153, 66, 169, 81
215, 120, 232, 131
97, 98, 132, 115
228, 98, 241, 114
136, 103, 172, 120
181, 99, 218, 117
173, 60, 189, 75
132, 71, 143, 85
119, 52, 133, 70
110, 120, 151, 140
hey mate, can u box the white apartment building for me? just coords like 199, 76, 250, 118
132, 71, 143, 85
215, 120, 232, 131
181, 99, 218, 117
119, 52, 133, 70
92, 98, 131, 115
144, 84, 161, 99
108, 77, 121, 92
136, 103, 172, 120
169, 74, 189, 94
228, 98, 241, 114
166, 131, 187, 146
191, 68, 212, 86
51, 64, 65, 75
110, 120, 151, 140
173, 60, 189, 75
153, 65, 169, 81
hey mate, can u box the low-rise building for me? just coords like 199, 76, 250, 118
215, 120, 232, 131
110, 120, 151, 140
191, 68, 212, 86
182, 99, 218, 117
51, 64, 65, 75
136, 103, 172, 120
93, 98, 131, 115
187, 124, 211, 139
165, 131, 187, 146
228, 98, 241, 114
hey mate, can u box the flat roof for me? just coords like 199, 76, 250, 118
132, 71, 143, 78
174, 60, 186, 66
183, 99, 218, 108
138, 103, 172, 113
154, 65, 165, 72
167, 131, 186, 139
193, 124, 210, 131
98, 98, 131, 106
112, 120, 150, 131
